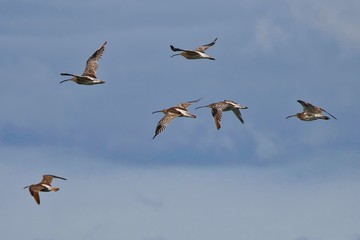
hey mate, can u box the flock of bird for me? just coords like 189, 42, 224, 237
24, 38, 337, 204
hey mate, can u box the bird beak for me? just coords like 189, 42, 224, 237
195, 105, 208, 109
59, 79, 72, 84
285, 114, 296, 119
152, 110, 162, 114
170, 53, 181, 58
23, 186, 30, 189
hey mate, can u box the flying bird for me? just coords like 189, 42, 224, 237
196, 100, 248, 129
152, 99, 201, 139
24, 174, 67, 205
170, 38, 217, 60
286, 100, 337, 121
60, 41, 107, 85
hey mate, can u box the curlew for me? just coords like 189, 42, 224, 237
60, 41, 107, 85
170, 38, 217, 60
196, 100, 248, 129
152, 98, 201, 139
286, 100, 337, 121
24, 174, 67, 205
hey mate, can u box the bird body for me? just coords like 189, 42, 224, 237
60, 73, 104, 85
196, 100, 248, 129
170, 38, 217, 60
152, 99, 200, 139
286, 100, 337, 121
24, 175, 67, 205
60, 41, 107, 85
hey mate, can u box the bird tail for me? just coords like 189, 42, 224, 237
186, 113, 196, 118
51, 187, 60, 192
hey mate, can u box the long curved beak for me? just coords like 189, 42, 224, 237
152, 110, 162, 114
59, 79, 72, 84
195, 105, 209, 110
285, 114, 296, 119
23, 186, 30, 189
170, 53, 182, 58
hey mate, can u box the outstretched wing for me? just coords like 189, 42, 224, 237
82, 41, 107, 78
232, 109, 245, 124
176, 98, 201, 109
170, 45, 188, 52
321, 108, 337, 120
30, 189, 41, 205
153, 113, 178, 139
211, 107, 223, 129
41, 175, 67, 185
297, 100, 317, 114
195, 38, 218, 52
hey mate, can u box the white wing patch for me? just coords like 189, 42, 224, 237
41, 184, 51, 190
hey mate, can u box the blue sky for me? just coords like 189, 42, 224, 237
1, 0, 360, 239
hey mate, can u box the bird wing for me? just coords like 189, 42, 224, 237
41, 175, 67, 185
195, 38, 218, 52
170, 49, 201, 58
170, 45, 189, 52
211, 107, 223, 129
297, 100, 317, 114
29, 187, 41, 205
153, 113, 178, 139
176, 98, 201, 109
32, 191, 40, 205
321, 108, 337, 120
82, 41, 107, 78
231, 109, 245, 124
